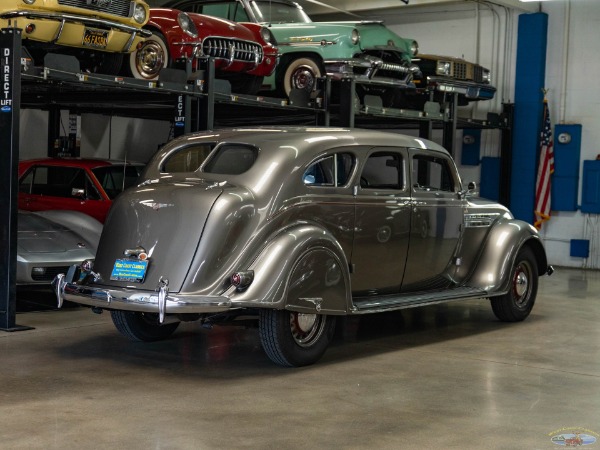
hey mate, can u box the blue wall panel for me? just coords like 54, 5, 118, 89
510, 13, 548, 223
552, 124, 582, 211
480, 157, 501, 201
581, 160, 600, 213
461, 129, 481, 166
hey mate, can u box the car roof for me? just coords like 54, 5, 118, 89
181, 126, 448, 156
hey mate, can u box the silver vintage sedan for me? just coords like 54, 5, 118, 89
54, 127, 553, 366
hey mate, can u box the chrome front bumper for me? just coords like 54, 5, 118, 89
1, 10, 151, 52
427, 77, 496, 100
54, 272, 231, 322
324, 57, 421, 87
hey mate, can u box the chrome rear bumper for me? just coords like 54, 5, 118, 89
54, 272, 231, 322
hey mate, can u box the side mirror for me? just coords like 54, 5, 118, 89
71, 188, 85, 198
458, 181, 477, 199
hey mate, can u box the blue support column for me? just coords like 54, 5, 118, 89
510, 13, 548, 223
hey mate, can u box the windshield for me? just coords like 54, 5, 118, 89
92, 165, 144, 199
250, 1, 312, 24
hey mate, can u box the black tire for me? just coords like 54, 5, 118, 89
280, 57, 323, 97
110, 310, 179, 342
491, 247, 538, 322
259, 309, 335, 367
125, 31, 169, 80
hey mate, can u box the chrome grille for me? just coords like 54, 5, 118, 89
202, 38, 262, 63
473, 65, 484, 83
453, 62, 467, 80
57, 0, 132, 19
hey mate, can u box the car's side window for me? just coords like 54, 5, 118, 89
19, 166, 101, 200
360, 152, 404, 190
303, 153, 354, 187
92, 166, 143, 199
412, 154, 456, 192
162, 143, 214, 173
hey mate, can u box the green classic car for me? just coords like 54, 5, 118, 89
160, 0, 420, 97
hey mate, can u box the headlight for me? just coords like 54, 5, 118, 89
351, 29, 360, 45
260, 27, 277, 46
482, 69, 491, 84
178, 12, 198, 38
133, 4, 147, 24
436, 61, 451, 76
22, 0, 36, 4
410, 40, 419, 56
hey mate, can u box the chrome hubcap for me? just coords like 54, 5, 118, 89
290, 312, 324, 347
136, 41, 165, 79
291, 66, 316, 91
513, 263, 531, 307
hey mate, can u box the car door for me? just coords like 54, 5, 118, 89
18, 165, 108, 222
351, 147, 411, 296
401, 150, 465, 292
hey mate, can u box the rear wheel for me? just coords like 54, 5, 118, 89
110, 310, 180, 341
491, 247, 538, 322
259, 309, 335, 367
126, 31, 169, 80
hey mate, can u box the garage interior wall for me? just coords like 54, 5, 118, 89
16, 0, 600, 269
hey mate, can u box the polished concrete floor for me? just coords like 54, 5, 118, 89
2, 268, 600, 449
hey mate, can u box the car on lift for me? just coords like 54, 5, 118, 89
159, 0, 420, 98
125, 6, 278, 94
400, 54, 496, 109
18, 158, 144, 223
54, 127, 553, 367
0, 0, 151, 74
18, 210, 101, 286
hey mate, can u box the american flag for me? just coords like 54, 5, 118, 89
534, 98, 554, 229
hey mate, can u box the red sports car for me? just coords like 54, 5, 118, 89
18, 158, 144, 224
125, 8, 278, 94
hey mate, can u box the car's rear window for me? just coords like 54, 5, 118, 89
203, 144, 258, 175
162, 143, 214, 173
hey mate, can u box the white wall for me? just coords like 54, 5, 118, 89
19, 110, 171, 163
80, 114, 171, 162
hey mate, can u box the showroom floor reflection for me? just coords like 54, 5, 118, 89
3, 268, 600, 449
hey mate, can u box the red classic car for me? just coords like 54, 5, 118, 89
125, 8, 278, 94
18, 158, 144, 223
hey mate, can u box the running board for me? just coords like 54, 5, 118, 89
351, 286, 488, 314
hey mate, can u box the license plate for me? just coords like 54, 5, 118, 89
110, 259, 148, 283
82, 28, 109, 49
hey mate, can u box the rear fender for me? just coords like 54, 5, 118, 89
227, 224, 351, 314
467, 219, 548, 295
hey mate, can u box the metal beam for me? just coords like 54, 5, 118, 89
0, 27, 32, 332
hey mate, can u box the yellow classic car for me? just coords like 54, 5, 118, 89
1, 0, 151, 73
